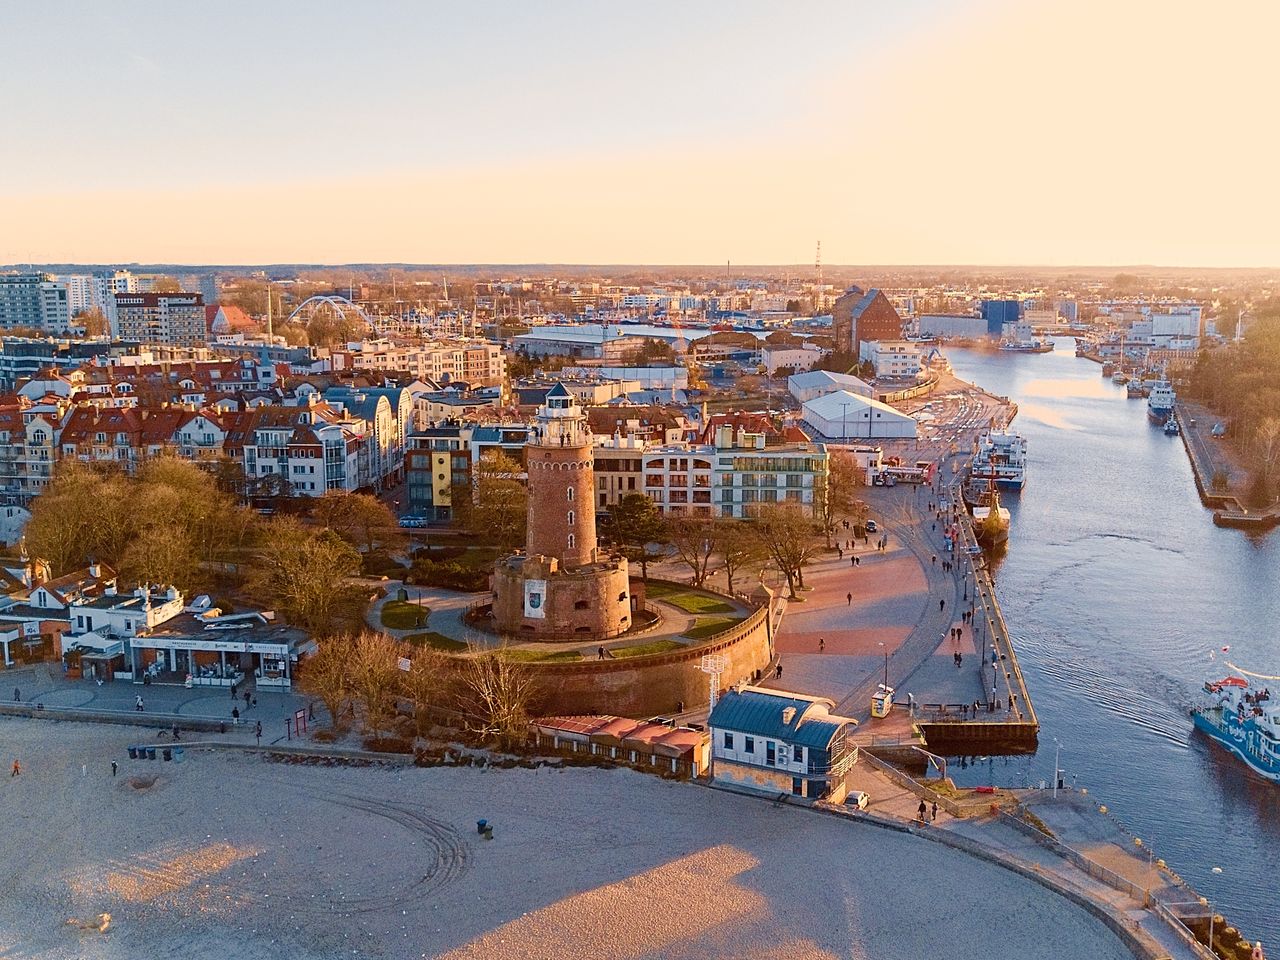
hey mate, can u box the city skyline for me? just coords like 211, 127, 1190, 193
6, 0, 1280, 267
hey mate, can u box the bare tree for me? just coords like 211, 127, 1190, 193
297, 637, 352, 730
748, 501, 824, 600
713, 518, 765, 596
1254, 417, 1280, 494
456, 649, 539, 749
247, 518, 361, 633
816, 449, 860, 546
451, 450, 528, 553
665, 514, 717, 587
347, 631, 403, 740
399, 645, 446, 737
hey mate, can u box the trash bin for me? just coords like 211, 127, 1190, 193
146, 747, 156, 760
128, 746, 138, 760
173, 748, 184, 763
476, 819, 488, 834
162, 747, 172, 762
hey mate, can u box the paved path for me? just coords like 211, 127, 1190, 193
366, 580, 730, 658
3, 662, 308, 742
755, 490, 992, 731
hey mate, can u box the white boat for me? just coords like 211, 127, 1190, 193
971, 431, 1027, 489
1148, 382, 1176, 421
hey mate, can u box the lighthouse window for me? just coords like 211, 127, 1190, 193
567, 510, 575, 526
567, 486, 574, 502
567, 533, 576, 550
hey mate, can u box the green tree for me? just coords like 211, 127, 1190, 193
602, 493, 666, 580
248, 517, 361, 633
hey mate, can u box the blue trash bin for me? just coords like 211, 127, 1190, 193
173, 748, 184, 763
476, 819, 488, 834
146, 747, 156, 761
128, 746, 138, 760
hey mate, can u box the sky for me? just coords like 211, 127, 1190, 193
3, 0, 1278, 267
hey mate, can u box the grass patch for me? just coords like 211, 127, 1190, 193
645, 582, 735, 615
402, 631, 467, 652
381, 600, 430, 630
500, 648, 584, 663
610, 639, 684, 659
682, 617, 743, 640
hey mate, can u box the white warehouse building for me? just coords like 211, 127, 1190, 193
801, 390, 918, 440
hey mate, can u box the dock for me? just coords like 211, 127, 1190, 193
1176, 399, 1280, 530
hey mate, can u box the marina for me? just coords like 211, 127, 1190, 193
946, 338, 1280, 948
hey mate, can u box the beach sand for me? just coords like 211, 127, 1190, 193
0, 718, 1135, 959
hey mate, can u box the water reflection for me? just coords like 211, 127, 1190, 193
945, 339, 1280, 942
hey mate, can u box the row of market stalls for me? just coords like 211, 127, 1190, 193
530, 715, 711, 778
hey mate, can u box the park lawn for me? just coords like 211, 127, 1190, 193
402, 632, 467, 652
610, 639, 684, 659
681, 617, 743, 641
500, 648, 584, 663
645, 582, 735, 615
381, 600, 430, 630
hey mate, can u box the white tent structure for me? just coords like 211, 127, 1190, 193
801, 390, 917, 439
787, 370, 874, 404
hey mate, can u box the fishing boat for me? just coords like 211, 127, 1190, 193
1193, 666, 1280, 782
1126, 381, 1144, 399
1163, 415, 1180, 436
1111, 371, 1129, 385
1147, 381, 1176, 422
970, 484, 1010, 548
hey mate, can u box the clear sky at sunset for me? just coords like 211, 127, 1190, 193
3, 0, 1276, 266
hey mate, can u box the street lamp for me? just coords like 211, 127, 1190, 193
1052, 737, 1061, 798
878, 640, 888, 690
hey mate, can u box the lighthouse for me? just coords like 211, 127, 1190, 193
491, 383, 631, 639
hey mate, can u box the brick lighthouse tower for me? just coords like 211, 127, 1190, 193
492, 383, 632, 639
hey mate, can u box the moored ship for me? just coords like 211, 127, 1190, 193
970, 484, 1011, 548
971, 430, 1027, 488
1193, 669, 1280, 783
1147, 381, 1176, 421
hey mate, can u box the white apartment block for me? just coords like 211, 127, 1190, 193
345, 339, 506, 386
0, 274, 72, 333
113, 292, 206, 346
859, 339, 922, 380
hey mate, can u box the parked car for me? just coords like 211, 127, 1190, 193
865, 520, 878, 533
398, 515, 428, 528
845, 790, 871, 810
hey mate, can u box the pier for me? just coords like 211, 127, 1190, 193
1176, 399, 1280, 531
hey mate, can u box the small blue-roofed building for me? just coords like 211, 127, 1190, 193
708, 686, 858, 801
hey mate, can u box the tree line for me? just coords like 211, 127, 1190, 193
1186, 313, 1280, 504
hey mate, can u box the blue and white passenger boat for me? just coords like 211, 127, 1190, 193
1192, 668, 1280, 782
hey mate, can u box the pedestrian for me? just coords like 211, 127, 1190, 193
837, 546, 843, 560
255, 720, 262, 745
172, 723, 180, 741
958, 652, 963, 666
940, 598, 946, 612
917, 799, 927, 821
251, 696, 257, 708
931, 555, 937, 566
846, 592, 852, 606
775, 662, 783, 679
850, 557, 856, 567
230, 684, 237, 699
819, 637, 826, 652
931, 801, 938, 822
598, 645, 605, 660
135, 695, 144, 712
854, 556, 860, 566
243, 690, 251, 710
232, 706, 240, 725
10, 759, 18, 777
111, 760, 118, 777
12, 687, 18, 702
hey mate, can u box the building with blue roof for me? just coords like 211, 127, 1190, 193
708, 686, 858, 801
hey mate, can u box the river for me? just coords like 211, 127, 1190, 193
945, 338, 1280, 944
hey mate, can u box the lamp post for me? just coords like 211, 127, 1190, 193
878, 640, 888, 690
1052, 737, 1061, 798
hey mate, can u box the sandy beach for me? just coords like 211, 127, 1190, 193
0, 717, 1136, 960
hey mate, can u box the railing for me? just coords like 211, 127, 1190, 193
997, 809, 1216, 960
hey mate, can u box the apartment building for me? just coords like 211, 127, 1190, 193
344, 339, 505, 386
113, 292, 206, 346
0, 274, 72, 333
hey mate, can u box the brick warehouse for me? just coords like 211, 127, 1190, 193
831, 287, 904, 356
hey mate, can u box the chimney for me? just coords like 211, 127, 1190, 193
88, 560, 101, 579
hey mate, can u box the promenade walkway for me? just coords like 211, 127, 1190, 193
756, 485, 993, 735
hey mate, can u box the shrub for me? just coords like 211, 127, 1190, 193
407, 559, 489, 592
412, 545, 467, 562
